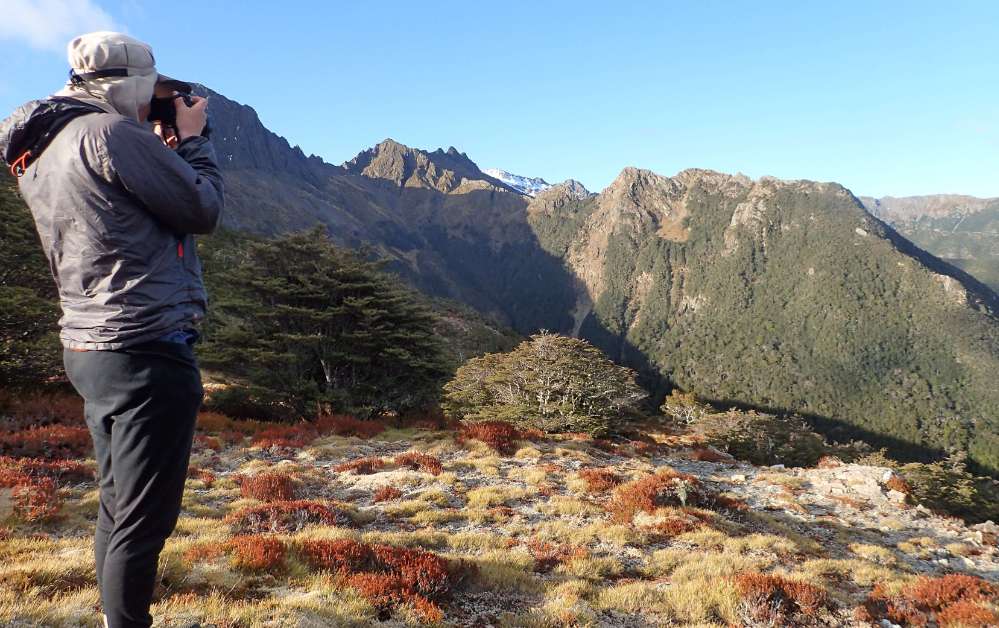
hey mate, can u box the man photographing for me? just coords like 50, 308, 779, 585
0, 32, 223, 627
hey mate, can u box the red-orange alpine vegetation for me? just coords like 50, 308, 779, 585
457, 420, 522, 455
0, 424, 92, 459
314, 413, 386, 439
735, 572, 830, 623
607, 468, 710, 522
238, 471, 298, 501
393, 452, 443, 476
856, 574, 998, 627
577, 467, 621, 493
296, 538, 467, 620
5, 477, 60, 522
225, 535, 287, 572
225, 500, 352, 534
373, 486, 403, 502
0, 456, 92, 483
334, 456, 385, 475
0, 456, 94, 522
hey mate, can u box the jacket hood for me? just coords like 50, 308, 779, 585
0, 97, 107, 170
55, 71, 157, 123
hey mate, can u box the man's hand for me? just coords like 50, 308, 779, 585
175, 96, 208, 140
152, 122, 180, 149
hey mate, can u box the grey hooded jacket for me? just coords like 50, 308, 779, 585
0, 96, 224, 350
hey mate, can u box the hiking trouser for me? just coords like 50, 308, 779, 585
63, 340, 202, 628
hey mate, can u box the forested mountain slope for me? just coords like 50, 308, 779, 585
861, 195, 999, 292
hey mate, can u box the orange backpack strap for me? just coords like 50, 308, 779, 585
9, 150, 31, 177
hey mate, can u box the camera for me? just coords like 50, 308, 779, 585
147, 93, 211, 138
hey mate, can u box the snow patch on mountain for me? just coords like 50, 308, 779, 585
483, 168, 553, 197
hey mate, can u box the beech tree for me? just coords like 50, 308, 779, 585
443, 331, 647, 435
200, 227, 449, 419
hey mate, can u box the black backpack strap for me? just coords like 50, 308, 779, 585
8, 98, 107, 177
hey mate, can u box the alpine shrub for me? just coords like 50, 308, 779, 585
373, 486, 403, 502
298, 539, 462, 619
0, 456, 92, 483
577, 467, 621, 493
226, 500, 351, 534
334, 457, 385, 475
298, 538, 375, 573
315, 413, 385, 439
226, 535, 286, 572
735, 572, 829, 623
936, 600, 999, 628
0, 425, 91, 460
457, 420, 522, 455
8, 476, 60, 521
857, 574, 998, 626
239, 472, 298, 502
607, 468, 708, 522
393, 452, 443, 476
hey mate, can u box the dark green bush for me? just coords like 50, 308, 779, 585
199, 227, 451, 419
688, 404, 869, 468
896, 454, 999, 524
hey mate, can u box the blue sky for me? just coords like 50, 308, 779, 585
2, 0, 998, 197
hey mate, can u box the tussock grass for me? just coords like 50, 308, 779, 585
538, 495, 602, 516
555, 554, 624, 580
466, 485, 531, 508
592, 580, 666, 613
410, 508, 466, 526
798, 558, 904, 588
468, 549, 540, 593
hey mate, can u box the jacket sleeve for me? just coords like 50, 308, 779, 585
105, 119, 225, 234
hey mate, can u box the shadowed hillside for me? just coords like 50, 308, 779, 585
862, 195, 999, 293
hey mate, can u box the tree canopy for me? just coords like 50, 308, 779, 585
443, 331, 647, 435
200, 227, 451, 419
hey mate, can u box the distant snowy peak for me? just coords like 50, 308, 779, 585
483, 168, 553, 197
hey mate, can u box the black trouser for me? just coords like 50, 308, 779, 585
64, 340, 202, 628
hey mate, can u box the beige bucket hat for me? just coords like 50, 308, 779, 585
67, 31, 191, 93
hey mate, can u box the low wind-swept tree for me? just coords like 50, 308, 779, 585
442, 331, 647, 435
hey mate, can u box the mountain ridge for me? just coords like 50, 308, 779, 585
861, 194, 999, 292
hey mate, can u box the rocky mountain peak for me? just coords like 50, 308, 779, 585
192, 85, 344, 185
550, 179, 591, 200
527, 179, 592, 214
343, 139, 517, 194
602, 166, 684, 213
